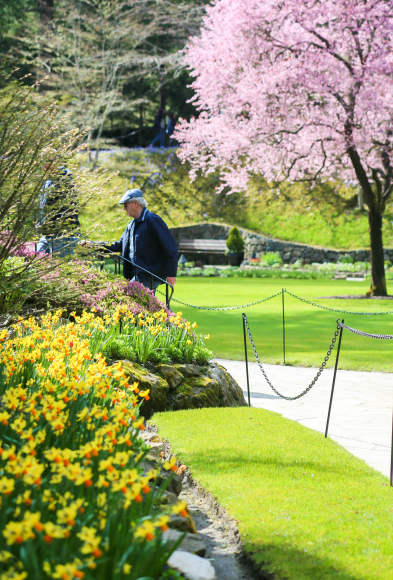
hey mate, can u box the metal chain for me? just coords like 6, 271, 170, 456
285, 290, 393, 316
338, 321, 393, 340
158, 286, 393, 315
157, 290, 282, 311
243, 314, 341, 400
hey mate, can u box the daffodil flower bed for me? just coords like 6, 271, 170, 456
102, 309, 213, 366
0, 310, 189, 580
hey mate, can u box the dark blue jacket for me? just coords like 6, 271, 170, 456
106, 208, 178, 282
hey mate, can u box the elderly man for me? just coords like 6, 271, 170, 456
106, 189, 178, 290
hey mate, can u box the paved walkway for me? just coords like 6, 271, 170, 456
215, 358, 393, 478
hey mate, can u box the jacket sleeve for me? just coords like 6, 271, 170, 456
104, 236, 123, 254
149, 215, 178, 277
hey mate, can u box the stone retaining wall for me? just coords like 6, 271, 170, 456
170, 222, 393, 264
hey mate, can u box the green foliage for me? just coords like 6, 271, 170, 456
260, 251, 282, 267
158, 569, 185, 580
103, 312, 213, 366
340, 254, 354, 264
226, 227, 245, 253
153, 407, 393, 580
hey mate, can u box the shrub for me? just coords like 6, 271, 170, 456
260, 251, 283, 266
226, 227, 245, 252
340, 254, 354, 264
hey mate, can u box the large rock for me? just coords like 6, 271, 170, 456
156, 364, 184, 389
121, 361, 169, 418
119, 361, 247, 417
171, 362, 247, 411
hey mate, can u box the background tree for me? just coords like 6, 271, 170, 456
0, 72, 111, 314
176, 0, 393, 296
18, 0, 206, 152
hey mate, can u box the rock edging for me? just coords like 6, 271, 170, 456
148, 424, 273, 580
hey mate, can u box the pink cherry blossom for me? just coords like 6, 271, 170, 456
176, 0, 393, 294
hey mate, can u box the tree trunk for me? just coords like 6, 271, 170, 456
159, 64, 165, 110
39, 0, 54, 23
368, 208, 387, 296
138, 104, 143, 147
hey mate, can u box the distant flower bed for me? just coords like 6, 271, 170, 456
0, 310, 188, 579
176, 258, 391, 280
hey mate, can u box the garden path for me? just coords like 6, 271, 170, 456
215, 359, 393, 478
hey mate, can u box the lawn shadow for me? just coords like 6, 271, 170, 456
184, 447, 383, 480
248, 541, 369, 580
244, 390, 281, 400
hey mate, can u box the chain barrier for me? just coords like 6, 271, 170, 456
243, 313, 341, 400
338, 322, 393, 340
157, 290, 282, 311
158, 286, 393, 315
285, 290, 393, 316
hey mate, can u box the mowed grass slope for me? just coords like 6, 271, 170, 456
153, 407, 393, 580
167, 278, 393, 372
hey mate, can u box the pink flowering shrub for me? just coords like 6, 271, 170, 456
28, 259, 173, 316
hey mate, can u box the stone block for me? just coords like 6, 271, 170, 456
163, 529, 207, 557
175, 364, 203, 377
157, 364, 184, 389
145, 441, 165, 460
168, 551, 216, 580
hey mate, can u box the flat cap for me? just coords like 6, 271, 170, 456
118, 189, 143, 204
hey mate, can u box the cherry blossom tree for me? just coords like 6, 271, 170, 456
176, 0, 393, 295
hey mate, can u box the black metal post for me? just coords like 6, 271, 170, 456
282, 288, 286, 365
390, 409, 393, 486
242, 313, 251, 407
325, 319, 344, 438
134, 263, 137, 280
166, 283, 169, 308
151, 274, 153, 290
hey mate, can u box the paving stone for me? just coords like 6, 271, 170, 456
215, 358, 393, 478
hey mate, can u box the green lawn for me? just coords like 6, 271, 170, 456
166, 278, 393, 372
153, 407, 393, 580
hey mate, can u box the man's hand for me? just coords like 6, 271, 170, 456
167, 277, 176, 286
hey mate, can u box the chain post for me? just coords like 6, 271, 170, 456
282, 288, 286, 365
325, 319, 344, 438
391, 409, 393, 487
242, 313, 251, 407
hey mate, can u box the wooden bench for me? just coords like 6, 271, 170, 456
178, 239, 227, 255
